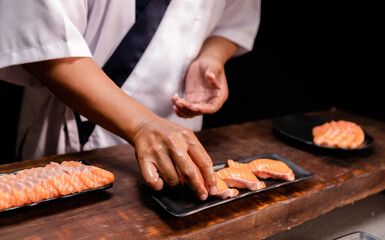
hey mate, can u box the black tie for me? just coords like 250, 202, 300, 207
75, 0, 172, 146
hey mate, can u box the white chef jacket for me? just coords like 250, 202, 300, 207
0, 0, 261, 160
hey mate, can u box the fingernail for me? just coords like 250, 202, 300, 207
199, 193, 208, 201
210, 186, 217, 195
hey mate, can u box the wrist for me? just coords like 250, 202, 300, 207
197, 36, 238, 65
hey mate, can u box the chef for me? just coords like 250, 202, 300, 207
0, 0, 261, 200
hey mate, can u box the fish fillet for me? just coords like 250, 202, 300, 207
216, 167, 266, 191
312, 120, 365, 149
214, 172, 239, 199
0, 161, 115, 211
178, 168, 239, 199
227, 159, 295, 181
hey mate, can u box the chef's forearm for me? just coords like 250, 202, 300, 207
23, 57, 157, 145
197, 36, 238, 64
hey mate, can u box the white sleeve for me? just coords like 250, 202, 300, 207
0, 0, 91, 87
209, 0, 261, 56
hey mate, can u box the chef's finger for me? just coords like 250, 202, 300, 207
171, 150, 208, 200
188, 141, 217, 196
173, 105, 190, 118
174, 95, 220, 116
138, 159, 164, 191
171, 93, 182, 104
205, 70, 218, 87
174, 99, 203, 118
155, 155, 181, 188
190, 102, 217, 114
173, 103, 199, 118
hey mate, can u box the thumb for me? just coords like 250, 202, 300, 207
205, 70, 220, 88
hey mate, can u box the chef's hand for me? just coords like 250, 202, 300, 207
172, 36, 237, 118
172, 57, 228, 118
132, 117, 217, 200
23, 57, 217, 201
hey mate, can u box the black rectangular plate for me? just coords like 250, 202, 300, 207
140, 153, 314, 217
0, 160, 113, 213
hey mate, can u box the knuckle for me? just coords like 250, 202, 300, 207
144, 178, 161, 190
181, 167, 197, 181
166, 177, 180, 187
199, 158, 213, 169
153, 143, 165, 153
181, 128, 194, 137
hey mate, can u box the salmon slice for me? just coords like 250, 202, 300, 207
214, 172, 239, 199
84, 166, 115, 188
58, 162, 90, 192
0, 161, 115, 211
6, 180, 34, 206
216, 167, 266, 191
1, 175, 24, 208
177, 167, 239, 199
312, 120, 365, 149
0, 198, 12, 211
17, 170, 59, 200
228, 159, 295, 181
0, 183, 16, 210
45, 167, 74, 196
18, 167, 60, 199
60, 161, 115, 189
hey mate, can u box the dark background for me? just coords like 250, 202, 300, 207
0, 1, 382, 163
204, 1, 382, 128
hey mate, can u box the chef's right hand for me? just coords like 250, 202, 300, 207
132, 116, 217, 200
23, 57, 216, 200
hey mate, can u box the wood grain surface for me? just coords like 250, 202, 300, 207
1, 109, 385, 240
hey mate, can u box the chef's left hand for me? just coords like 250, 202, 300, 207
171, 36, 237, 118
171, 56, 228, 118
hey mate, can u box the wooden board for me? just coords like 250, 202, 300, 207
1, 109, 385, 240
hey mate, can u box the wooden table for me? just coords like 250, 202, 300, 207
1, 109, 385, 240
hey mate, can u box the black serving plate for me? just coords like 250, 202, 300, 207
273, 114, 374, 152
0, 160, 113, 213
140, 153, 314, 217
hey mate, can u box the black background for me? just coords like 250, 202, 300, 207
204, 0, 383, 128
0, 1, 382, 163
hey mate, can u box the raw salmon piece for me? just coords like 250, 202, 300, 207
228, 159, 295, 181
84, 165, 115, 187
352, 123, 365, 147
17, 167, 61, 202
16, 169, 52, 201
0, 183, 16, 210
6, 180, 33, 206
216, 167, 266, 191
0, 198, 11, 210
22, 174, 57, 201
0, 174, 18, 183
17, 179, 41, 203
29, 178, 55, 201
45, 168, 73, 196
0, 161, 115, 211
177, 167, 239, 199
313, 121, 339, 147
46, 162, 86, 195
214, 172, 239, 199
312, 120, 365, 149
58, 162, 89, 192
18, 167, 60, 199
61, 161, 114, 188
77, 165, 101, 189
